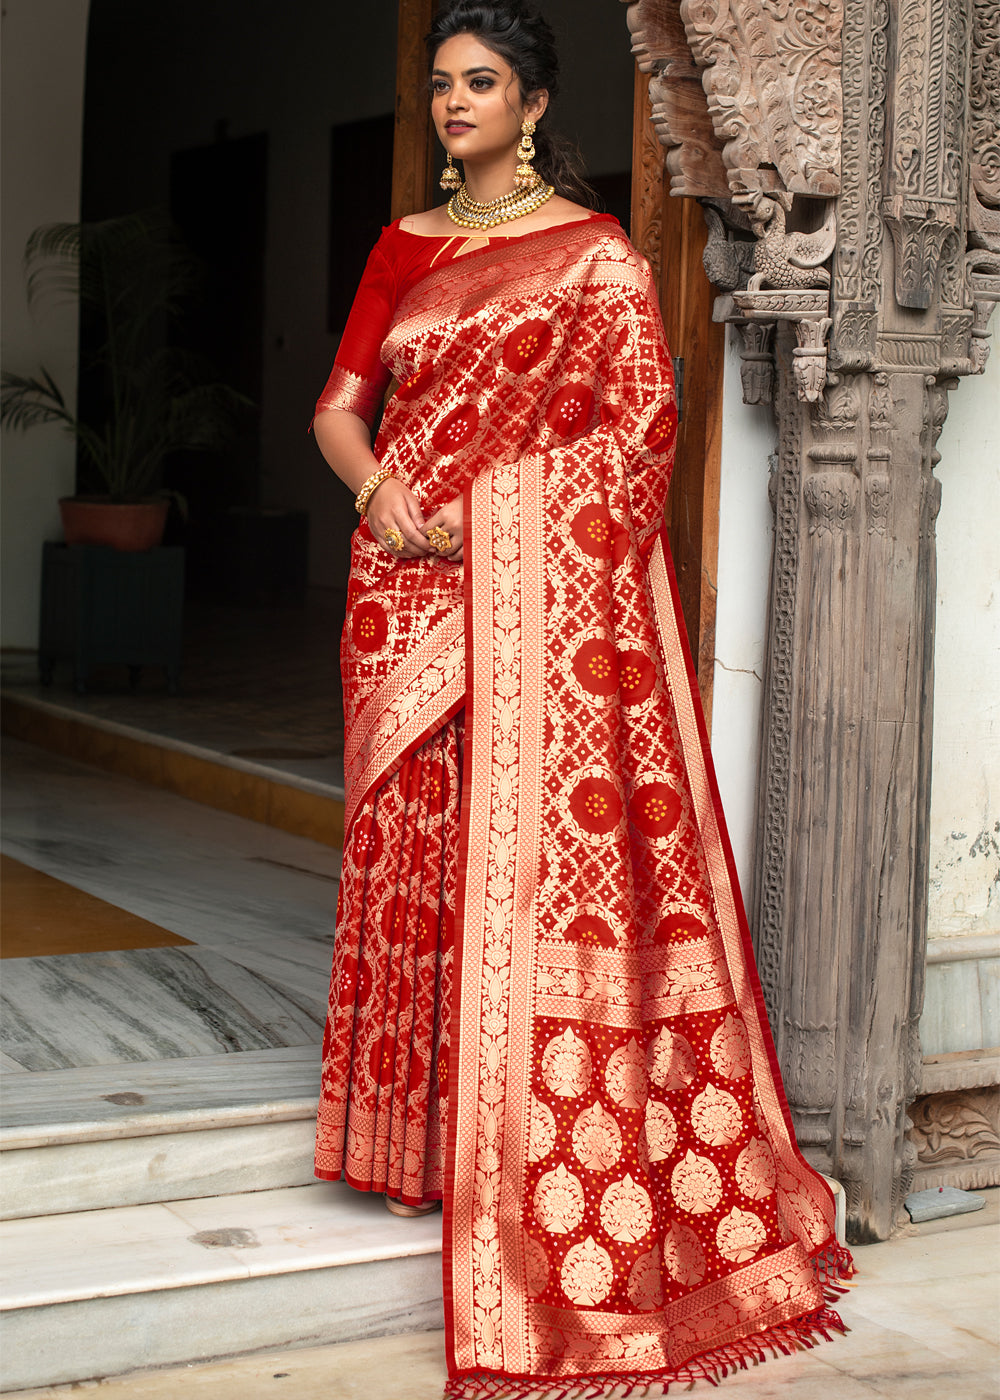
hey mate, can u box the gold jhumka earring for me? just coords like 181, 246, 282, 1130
514, 119, 541, 191
440, 154, 461, 192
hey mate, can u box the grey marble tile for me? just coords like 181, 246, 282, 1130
2, 1254, 443, 1392
1, 740, 340, 1074
0, 946, 326, 1071
2, 1119, 318, 1218
1, 1045, 320, 1143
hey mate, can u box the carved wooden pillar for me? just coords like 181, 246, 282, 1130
620, 0, 1000, 1241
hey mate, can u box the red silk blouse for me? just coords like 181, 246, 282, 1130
315, 215, 618, 428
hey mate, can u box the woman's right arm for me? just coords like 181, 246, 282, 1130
314, 407, 432, 558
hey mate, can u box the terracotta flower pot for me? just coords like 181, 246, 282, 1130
59, 497, 169, 552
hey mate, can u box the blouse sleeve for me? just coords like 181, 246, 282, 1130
314, 235, 397, 429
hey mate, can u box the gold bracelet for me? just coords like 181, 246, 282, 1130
355, 467, 395, 516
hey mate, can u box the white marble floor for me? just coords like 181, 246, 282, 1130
14, 1194, 1000, 1400
1, 739, 337, 1076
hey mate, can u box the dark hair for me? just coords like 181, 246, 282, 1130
426, 0, 599, 209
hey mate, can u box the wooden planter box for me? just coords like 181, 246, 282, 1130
38, 543, 185, 694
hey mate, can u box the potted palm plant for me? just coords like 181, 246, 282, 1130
1, 210, 249, 551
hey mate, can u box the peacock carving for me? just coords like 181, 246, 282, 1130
738, 193, 837, 292
700, 200, 756, 291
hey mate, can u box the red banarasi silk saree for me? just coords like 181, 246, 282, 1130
315, 216, 852, 1398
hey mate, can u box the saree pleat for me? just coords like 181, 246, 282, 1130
316, 715, 462, 1205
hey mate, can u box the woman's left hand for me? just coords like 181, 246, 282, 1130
423, 495, 464, 563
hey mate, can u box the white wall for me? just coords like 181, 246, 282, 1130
709, 328, 1000, 941
1, 0, 90, 648
710, 328, 776, 895
926, 346, 1000, 944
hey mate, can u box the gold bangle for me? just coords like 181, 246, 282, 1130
355, 467, 395, 516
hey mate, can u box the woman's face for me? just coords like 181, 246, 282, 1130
431, 33, 547, 166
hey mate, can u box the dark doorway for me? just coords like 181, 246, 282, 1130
167, 132, 268, 596
328, 113, 395, 335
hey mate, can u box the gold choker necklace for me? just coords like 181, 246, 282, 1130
447, 180, 555, 230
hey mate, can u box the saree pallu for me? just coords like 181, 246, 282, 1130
317, 220, 852, 1398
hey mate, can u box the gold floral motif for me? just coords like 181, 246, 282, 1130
572, 1100, 623, 1171
671, 1149, 723, 1214
600, 1174, 654, 1243
735, 1136, 777, 1199
777, 1161, 836, 1244
541, 1027, 593, 1098
523, 1232, 550, 1297
644, 1099, 678, 1162
662, 1220, 707, 1286
647, 1027, 699, 1092
709, 1012, 752, 1079
605, 1037, 649, 1108
716, 1207, 767, 1263
560, 1235, 615, 1306
534, 1161, 586, 1234
627, 1246, 664, 1311
528, 1095, 557, 1162
690, 1083, 744, 1146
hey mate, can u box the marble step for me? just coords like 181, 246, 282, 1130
1, 692, 345, 848
1, 1047, 322, 1219
0, 1181, 444, 1393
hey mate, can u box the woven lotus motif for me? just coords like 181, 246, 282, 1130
528, 1095, 557, 1162
644, 1099, 678, 1162
710, 1012, 752, 1079
627, 1245, 664, 1310
605, 1036, 648, 1108
777, 1161, 835, 1241
541, 1027, 593, 1098
716, 1206, 767, 1263
761, 1260, 817, 1307
647, 1028, 699, 1091
600, 1174, 654, 1243
533, 1161, 586, 1234
671, 1149, 723, 1214
572, 1100, 623, 1171
523, 1231, 550, 1297
691, 1083, 743, 1145
735, 1136, 776, 1199
662, 1220, 706, 1286
560, 1235, 614, 1305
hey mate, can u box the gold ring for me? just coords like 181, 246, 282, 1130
383, 527, 405, 552
427, 526, 452, 553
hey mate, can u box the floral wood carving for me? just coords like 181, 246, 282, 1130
883, 0, 970, 309
680, 0, 841, 197
621, 0, 842, 200
970, 0, 1000, 240
624, 0, 729, 195
908, 1088, 1000, 1191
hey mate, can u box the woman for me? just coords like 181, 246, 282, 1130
313, 3, 852, 1396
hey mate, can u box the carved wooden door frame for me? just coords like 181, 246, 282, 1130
619, 0, 1000, 1241
391, 0, 438, 221
631, 67, 725, 723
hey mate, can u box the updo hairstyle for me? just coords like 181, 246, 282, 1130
426, 0, 599, 209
